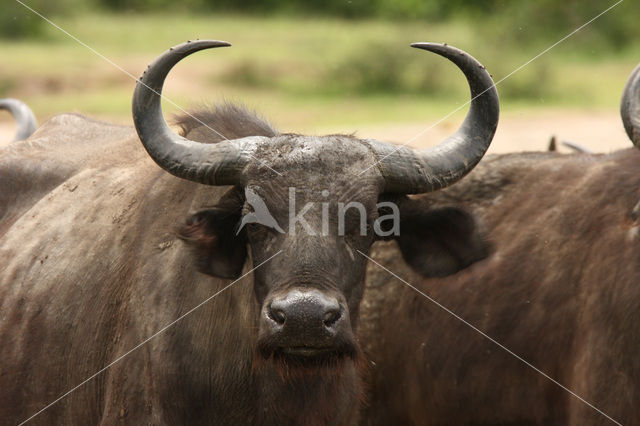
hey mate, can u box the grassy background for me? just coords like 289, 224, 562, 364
1, 4, 639, 134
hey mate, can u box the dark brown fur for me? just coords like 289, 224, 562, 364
360, 149, 640, 425
174, 103, 278, 142
3, 105, 638, 425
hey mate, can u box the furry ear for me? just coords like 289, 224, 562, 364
178, 188, 247, 279
387, 197, 491, 277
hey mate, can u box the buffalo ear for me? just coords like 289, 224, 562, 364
395, 201, 490, 277
178, 192, 247, 279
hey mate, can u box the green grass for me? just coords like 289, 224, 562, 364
1, 12, 638, 132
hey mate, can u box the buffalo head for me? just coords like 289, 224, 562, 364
132, 40, 498, 367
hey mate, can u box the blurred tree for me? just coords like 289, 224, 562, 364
3, 0, 636, 48
1, 0, 91, 39
1, 0, 47, 39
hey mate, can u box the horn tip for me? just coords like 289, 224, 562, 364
169, 39, 231, 53
410, 42, 458, 57
410, 42, 444, 50
201, 40, 231, 48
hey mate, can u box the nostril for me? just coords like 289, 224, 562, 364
269, 306, 286, 325
323, 309, 341, 328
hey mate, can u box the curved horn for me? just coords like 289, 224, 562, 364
132, 40, 268, 185
621, 63, 640, 148
0, 98, 37, 141
366, 43, 499, 194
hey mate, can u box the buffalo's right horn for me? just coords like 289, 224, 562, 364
132, 40, 269, 186
0, 98, 37, 141
365, 43, 499, 194
621, 63, 640, 148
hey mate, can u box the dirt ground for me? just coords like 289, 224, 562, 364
0, 109, 632, 153
350, 109, 631, 154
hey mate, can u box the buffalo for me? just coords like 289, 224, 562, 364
0, 98, 37, 143
361, 62, 640, 425
0, 41, 499, 424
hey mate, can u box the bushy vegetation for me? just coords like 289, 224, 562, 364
1, 0, 88, 39
3, 0, 638, 49
2, 0, 49, 39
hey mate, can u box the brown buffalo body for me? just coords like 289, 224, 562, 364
362, 149, 640, 425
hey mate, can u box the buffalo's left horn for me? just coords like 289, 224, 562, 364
0, 98, 37, 141
621, 63, 640, 148
132, 40, 269, 186
366, 43, 499, 194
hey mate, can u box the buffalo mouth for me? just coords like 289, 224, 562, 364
256, 339, 359, 368
281, 346, 336, 357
